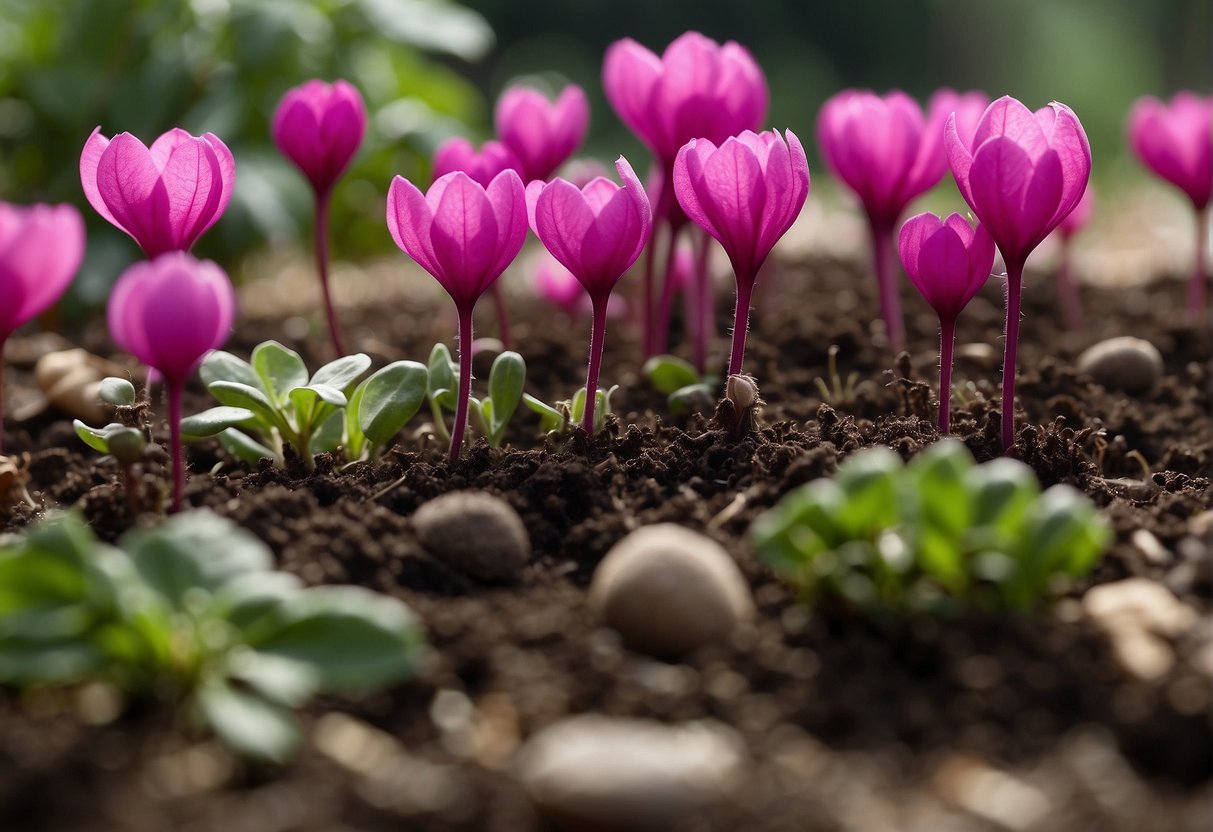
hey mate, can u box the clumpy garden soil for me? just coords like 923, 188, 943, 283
0, 247, 1209, 831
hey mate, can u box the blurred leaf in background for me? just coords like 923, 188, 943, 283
0, 0, 492, 312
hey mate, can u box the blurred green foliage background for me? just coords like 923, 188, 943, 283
0, 0, 1207, 303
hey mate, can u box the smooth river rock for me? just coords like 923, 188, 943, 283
413, 491, 530, 582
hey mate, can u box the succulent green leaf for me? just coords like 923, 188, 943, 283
834, 447, 902, 537
252, 341, 309, 405
195, 681, 299, 763
98, 377, 136, 406
73, 420, 117, 453
200, 351, 264, 392
180, 406, 257, 438
488, 351, 525, 435
427, 343, 457, 410
352, 360, 428, 455
309, 353, 372, 392
208, 381, 281, 429
643, 355, 700, 394
218, 429, 277, 467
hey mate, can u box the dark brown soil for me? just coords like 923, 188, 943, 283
0, 249, 1209, 832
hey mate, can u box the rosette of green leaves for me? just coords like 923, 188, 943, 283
182, 341, 426, 468
523, 385, 618, 437
750, 440, 1110, 612
0, 511, 424, 762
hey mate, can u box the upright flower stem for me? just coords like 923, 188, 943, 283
583, 295, 609, 437
937, 317, 956, 434
489, 283, 513, 350
1001, 260, 1025, 452
869, 218, 905, 351
314, 190, 346, 356
728, 274, 756, 377
1056, 237, 1085, 331
653, 224, 682, 355
1190, 205, 1209, 316
691, 229, 712, 374
449, 306, 474, 462
166, 380, 185, 513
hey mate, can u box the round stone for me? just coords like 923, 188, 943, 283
516, 715, 744, 832
589, 524, 753, 657
1076, 337, 1163, 395
413, 491, 529, 582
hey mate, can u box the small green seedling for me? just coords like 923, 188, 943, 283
643, 354, 719, 416
469, 351, 526, 448
751, 439, 1110, 612
74, 377, 149, 513
813, 344, 859, 405
182, 342, 426, 468
0, 511, 424, 762
524, 385, 618, 438
427, 345, 529, 450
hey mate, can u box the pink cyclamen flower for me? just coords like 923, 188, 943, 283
387, 169, 528, 460
532, 251, 628, 319
0, 202, 85, 452
1054, 185, 1094, 332
604, 31, 768, 359
433, 137, 522, 187
273, 79, 367, 195
108, 252, 235, 512
1127, 92, 1213, 313
273, 79, 367, 357
527, 157, 652, 437
80, 127, 234, 258
898, 212, 995, 433
817, 88, 989, 349
946, 95, 1091, 451
495, 84, 589, 182
673, 129, 810, 377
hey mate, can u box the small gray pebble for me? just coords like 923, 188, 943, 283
1076, 337, 1163, 395
589, 524, 753, 657
413, 491, 529, 582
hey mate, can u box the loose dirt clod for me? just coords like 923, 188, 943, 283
413, 491, 530, 582
589, 524, 754, 657
1076, 336, 1163, 395
515, 715, 744, 832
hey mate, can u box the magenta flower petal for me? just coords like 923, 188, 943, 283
386, 175, 439, 276
80, 128, 117, 226
151, 130, 225, 250
0, 203, 85, 338
602, 39, 664, 155
898, 211, 994, 320
484, 169, 531, 283
670, 138, 719, 237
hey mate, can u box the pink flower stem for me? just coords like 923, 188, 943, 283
1190, 205, 1209, 317
937, 316, 956, 434
869, 218, 905, 351
692, 229, 712, 374
0, 340, 6, 454
166, 379, 185, 513
314, 190, 346, 357
449, 306, 474, 462
728, 273, 756, 377
1001, 259, 1026, 452
653, 223, 682, 355
1056, 236, 1085, 331
489, 283, 513, 350
582, 294, 609, 438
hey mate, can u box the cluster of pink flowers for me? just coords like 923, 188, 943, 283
0, 28, 1205, 513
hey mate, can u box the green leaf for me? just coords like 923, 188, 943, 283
834, 447, 903, 537
0, 639, 106, 684
122, 512, 273, 608
668, 382, 716, 416
570, 387, 587, 422
288, 384, 347, 435
427, 343, 457, 410
643, 355, 700, 395
195, 681, 299, 763
215, 572, 303, 634
311, 411, 345, 455
225, 649, 318, 708
181, 407, 257, 438
487, 351, 525, 435
965, 458, 1040, 538
310, 354, 372, 392
98, 377, 136, 406
252, 341, 309, 405
200, 351, 265, 392
218, 429, 277, 467
354, 361, 428, 455
245, 586, 422, 692
907, 440, 973, 581
105, 429, 146, 466
208, 381, 281, 429
73, 420, 117, 453
523, 394, 565, 433
1020, 485, 1111, 583
751, 479, 847, 575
